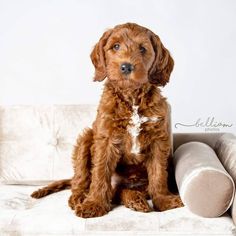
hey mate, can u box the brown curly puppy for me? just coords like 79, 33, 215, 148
31, 23, 183, 218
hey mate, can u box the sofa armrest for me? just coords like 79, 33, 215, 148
214, 133, 236, 224
214, 133, 236, 182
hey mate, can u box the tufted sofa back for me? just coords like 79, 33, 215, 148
0, 105, 97, 185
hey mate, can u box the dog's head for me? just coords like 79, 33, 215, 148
91, 23, 174, 88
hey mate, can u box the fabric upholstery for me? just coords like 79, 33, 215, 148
0, 185, 234, 236
174, 141, 235, 217
0, 105, 97, 184
215, 133, 236, 224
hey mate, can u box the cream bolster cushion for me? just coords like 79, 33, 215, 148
174, 141, 235, 218
215, 134, 236, 224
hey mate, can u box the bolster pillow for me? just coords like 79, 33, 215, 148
174, 141, 235, 217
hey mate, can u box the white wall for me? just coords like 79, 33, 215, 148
0, 0, 235, 133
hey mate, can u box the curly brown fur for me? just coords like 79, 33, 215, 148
31, 23, 183, 217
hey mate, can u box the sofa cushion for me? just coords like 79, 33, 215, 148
215, 133, 236, 224
0, 105, 97, 184
0, 185, 235, 236
174, 142, 235, 217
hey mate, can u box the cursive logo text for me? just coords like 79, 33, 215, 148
175, 117, 233, 131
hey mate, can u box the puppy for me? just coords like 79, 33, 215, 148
31, 23, 183, 218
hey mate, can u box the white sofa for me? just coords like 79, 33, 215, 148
0, 105, 235, 236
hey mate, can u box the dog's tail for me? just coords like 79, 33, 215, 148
31, 179, 71, 199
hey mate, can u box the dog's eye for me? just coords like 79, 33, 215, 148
139, 46, 146, 54
113, 44, 120, 51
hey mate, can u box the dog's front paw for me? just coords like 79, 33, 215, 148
68, 193, 86, 210
126, 196, 151, 213
121, 190, 151, 213
153, 194, 184, 211
75, 200, 110, 218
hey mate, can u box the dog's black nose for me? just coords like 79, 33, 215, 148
120, 63, 134, 75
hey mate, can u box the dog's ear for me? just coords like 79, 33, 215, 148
148, 33, 174, 86
90, 29, 112, 82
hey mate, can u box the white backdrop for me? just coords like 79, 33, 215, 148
0, 0, 235, 133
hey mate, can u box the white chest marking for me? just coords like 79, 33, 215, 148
127, 105, 160, 155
